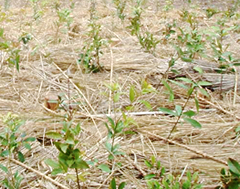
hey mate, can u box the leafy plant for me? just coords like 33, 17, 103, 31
105, 117, 126, 161
0, 113, 36, 189
159, 76, 211, 138
0, 28, 21, 71
109, 177, 126, 189
45, 121, 89, 189
127, 0, 159, 54
218, 158, 240, 189
78, 2, 105, 73
144, 156, 202, 189
113, 0, 127, 22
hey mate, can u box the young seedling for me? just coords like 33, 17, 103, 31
159, 75, 211, 138
78, 1, 106, 73
0, 113, 36, 189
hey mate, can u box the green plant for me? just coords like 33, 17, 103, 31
0, 113, 36, 189
159, 75, 211, 138
109, 177, 126, 189
0, 28, 21, 71
113, 0, 127, 22
127, 0, 160, 54
144, 156, 202, 189
218, 158, 240, 189
78, 2, 105, 73
105, 117, 126, 161
45, 121, 89, 189
29, 0, 44, 20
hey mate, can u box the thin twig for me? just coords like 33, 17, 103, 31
9, 158, 69, 189
141, 131, 228, 166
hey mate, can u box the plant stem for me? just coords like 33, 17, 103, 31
167, 90, 193, 139
75, 168, 81, 189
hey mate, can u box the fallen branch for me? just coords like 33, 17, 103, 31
9, 158, 69, 189
141, 130, 228, 166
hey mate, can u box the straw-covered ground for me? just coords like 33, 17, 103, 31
1, 0, 240, 188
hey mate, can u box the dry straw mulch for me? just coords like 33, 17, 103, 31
1, 0, 240, 188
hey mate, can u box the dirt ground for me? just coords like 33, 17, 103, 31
1, 0, 240, 188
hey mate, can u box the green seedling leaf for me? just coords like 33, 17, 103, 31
183, 110, 196, 117
144, 160, 153, 168
129, 85, 136, 103
18, 151, 25, 162
98, 164, 111, 173
119, 182, 126, 189
182, 180, 191, 189
138, 100, 152, 110
52, 168, 64, 175
198, 87, 209, 97
110, 178, 116, 189
197, 81, 212, 86
24, 137, 36, 142
159, 107, 177, 116
181, 57, 193, 62
184, 118, 201, 128
228, 158, 240, 176
194, 97, 199, 112
23, 142, 31, 150
169, 80, 188, 89
175, 105, 182, 116
46, 131, 62, 140
235, 126, 240, 133
162, 80, 174, 101
177, 77, 193, 84
113, 93, 120, 102
59, 143, 68, 153
72, 159, 89, 169
0, 163, 8, 173
144, 174, 156, 180
45, 159, 60, 169
193, 66, 203, 74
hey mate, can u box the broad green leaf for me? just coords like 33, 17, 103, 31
182, 180, 191, 189
52, 168, 64, 175
181, 57, 193, 62
98, 164, 111, 173
119, 182, 126, 189
144, 174, 156, 180
113, 93, 120, 102
194, 97, 199, 112
24, 137, 36, 142
144, 160, 153, 168
198, 87, 209, 97
0, 163, 8, 173
110, 178, 116, 189
176, 77, 193, 84
129, 85, 136, 103
45, 159, 60, 169
193, 66, 203, 74
228, 158, 240, 176
59, 143, 68, 153
46, 131, 62, 140
72, 159, 89, 169
175, 105, 182, 116
159, 107, 177, 116
23, 142, 31, 150
169, 80, 188, 89
138, 100, 152, 110
162, 80, 174, 101
183, 110, 196, 117
197, 81, 212, 86
18, 151, 25, 162
235, 126, 240, 133
184, 118, 202, 128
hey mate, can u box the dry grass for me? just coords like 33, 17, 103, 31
1, 0, 240, 188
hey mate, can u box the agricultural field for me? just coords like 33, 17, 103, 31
1, 0, 240, 188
